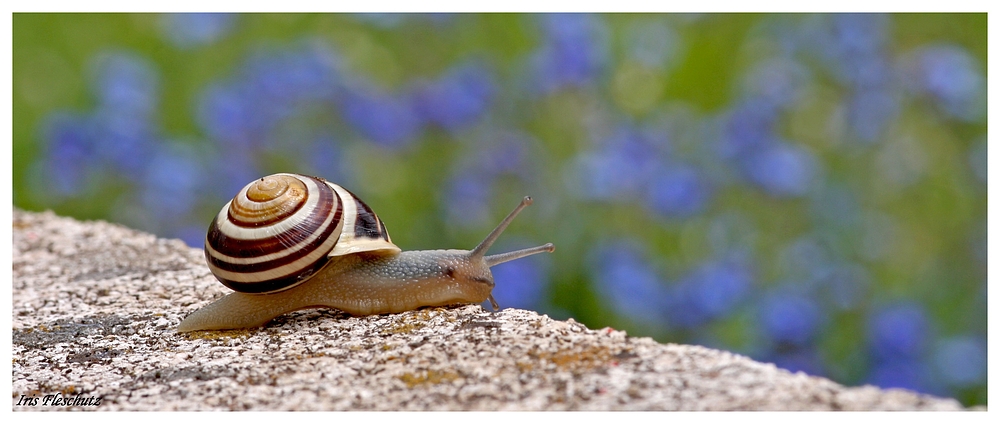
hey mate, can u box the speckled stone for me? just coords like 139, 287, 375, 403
11, 209, 966, 411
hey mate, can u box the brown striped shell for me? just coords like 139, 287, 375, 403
204, 173, 400, 294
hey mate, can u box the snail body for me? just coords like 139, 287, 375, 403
177, 173, 554, 332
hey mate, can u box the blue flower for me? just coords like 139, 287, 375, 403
173, 224, 208, 248
233, 53, 313, 129
868, 301, 930, 362
741, 58, 811, 111
531, 13, 608, 93
339, 80, 422, 149
305, 134, 347, 182
665, 254, 753, 328
759, 291, 823, 346
911, 44, 986, 122
799, 15, 902, 144
846, 88, 898, 143
38, 51, 167, 206
86, 53, 161, 174
866, 357, 933, 394
242, 46, 339, 107
412, 62, 495, 131
568, 124, 660, 201
817, 14, 890, 87
488, 245, 548, 311
196, 44, 340, 150
662, 284, 711, 329
718, 98, 779, 161
932, 335, 986, 388
161, 13, 236, 49
443, 170, 493, 227
140, 143, 205, 219
830, 14, 888, 55
90, 51, 160, 118
40, 112, 99, 195
645, 164, 712, 219
740, 140, 818, 198
592, 241, 669, 324
90, 109, 157, 176
196, 81, 259, 148
569, 152, 630, 201
687, 255, 753, 318
292, 43, 342, 99
242, 53, 294, 107
846, 53, 892, 90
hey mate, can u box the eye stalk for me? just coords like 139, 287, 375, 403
469, 196, 556, 311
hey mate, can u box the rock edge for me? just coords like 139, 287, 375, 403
11, 209, 965, 411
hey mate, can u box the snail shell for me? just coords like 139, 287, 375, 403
204, 173, 399, 294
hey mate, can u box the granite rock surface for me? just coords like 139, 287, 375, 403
11, 209, 965, 411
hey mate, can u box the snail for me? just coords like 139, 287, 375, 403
177, 173, 554, 332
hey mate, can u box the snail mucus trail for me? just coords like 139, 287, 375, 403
177, 173, 554, 332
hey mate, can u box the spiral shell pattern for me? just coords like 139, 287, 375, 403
204, 174, 344, 293
204, 173, 400, 294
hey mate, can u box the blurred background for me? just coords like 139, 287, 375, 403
12, 13, 986, 405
